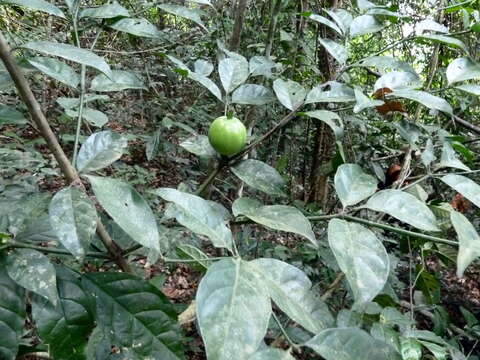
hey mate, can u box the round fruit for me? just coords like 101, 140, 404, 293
208, 115, 247, 156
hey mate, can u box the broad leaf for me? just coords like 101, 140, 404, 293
86, 176, 160, 252
249, 56, 277, 77
219, 57, 249, 94
438, 141, 470, 171
353, 88, 384, 113
90, 70, 146, 92
80, 2, 129, 19
231, 159, 286, 196
82, 272, 183, 359
358, 56, 415, 73
194, 59, 214, 77
421, 139, 436, 167
350, 15, 385, 37
65, 108, 108, 127
326, 9, 352, 34
450, 211, 480, 277
417, 19, 449, 33
152, 188, 233, 251
441, 174, 480, 208
49, 187, 97, 260
273, 79, 306, 110
334, 164, 377, 207
196, 258, 271, 360
109, 18, 161, 38
251, 258, 334, 333
374, 71, 421, 91
28, 56, 79, 88
180, 135, 216, 157
357, 0, 377, 11
455, 84, 480, 96
390, 89, 452, 115
76, 131, 128, 173
6, 249, 58, 305
57, 94, 110, 109
0, 260, 25, 360
188, 71, 223, 101
32, 267, 94, 360
249, 348, 295, 360
328, 219, 390, 305
232, 84, 275, 105
309, 14, 343, 35
0, 0, 65, 18
400, 337, 423, 360
22, 41, 112, 78
232, 197, 262, 217
364, 190, 440, 232
418, 34, 468, 53
306, 81, 355, 103
446, 57, 480, 84
234, 202, 317, 247
306, 328, 401, 360
158, 4, 206, 31
0, 105, 27, 126
302, 110, 343, 138
319, 38, 347, 65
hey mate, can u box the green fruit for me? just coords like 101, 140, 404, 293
208, 115, 247, 156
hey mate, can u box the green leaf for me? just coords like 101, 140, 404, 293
417, 34, 468, 53
49, 187, 97, 260
334, 164, 377, 207
325, 9, 352, 34
400, 337, 423, 360
188, 71, 223, 101
446, 57, 480, 84
273, 79, 306, 110
233, 201, 317, 248
358, 56, 415, 73
302, 110, 343, 139
308, 14, 343, 35
0, 259, 26, 360
6, 249, 58, 305
196, 258, 271, 360
219, 56, 249, 94
306, 81, 355, 104
194, 59, 214, 76
232, 84, 275, 105
450, 211, 480, 277
349, 15, 385, 37
86, 176, 160, 252
250, 258, 334, 333
319, 38, 347, 65
441, 174, 480, 208
417, 19, 449, 33
357, 0, 377, 11
65, 108, 109, 127
231, 159, 286, 196
0, 0, 65, 18
32, 266, 94, 360
374, 71, 421, 91
22, 41, 112, 78
455, 84, 480, 96
109, 18, 161, 38
249, 56, 276, 77
80, 2, 129, 19
57, 94, 110, 110
364, 190, 440, 232
158, 4, 206, 31
328, 219, 389, 305
90, 70, 146, 92
28, 56, 80, 88
354, 88, 384, 113
306, 328, 401, 360
249, 348, 295, 360
76, 131, 128, 173
152, 188, 233, 251
438, 141, 470, 171
421, 139, 436, 167
180, 135, 216, 157
390, 89, 452, 115
232, 197, 262, 217
82, 272, 183, 359
0, 105, 27, 126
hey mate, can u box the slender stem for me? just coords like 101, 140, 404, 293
195, 163, 222, 197
1, 241, 108, 258
272, 312, 300, 350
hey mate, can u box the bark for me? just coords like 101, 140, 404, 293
229, 0, 249, 51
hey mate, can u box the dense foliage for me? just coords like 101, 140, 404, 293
1, 0, 480, 359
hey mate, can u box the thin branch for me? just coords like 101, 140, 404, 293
1, 241, 108, 258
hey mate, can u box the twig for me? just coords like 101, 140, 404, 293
0, 241, 108, 258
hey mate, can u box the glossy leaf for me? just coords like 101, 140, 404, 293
194, 59, 214, 77
306, 328, 401, 360
334, 164, 377, 207
358, 56, 415, 73
65, 108, 108, 128
249, 56, 277, 77
350, 15, 385, 37
400, 337, 422, 360
196, 258, 271, 360
441, 174, 480, 208
22, 41, 112, 78
421, 139, 436, 167
319, 38, 347, 65
32, 266, 94, 360
249, 348, 295, 360
364, 190, 440, 232
418, 34, 468, 52
446, 57, 480, 84
235, 203, 317, 248
158, 4, 206, 31
232, 197, 262, 217
328, 219, 389, 304
455, 84, 480, 95
0, 0, 65, 18
82, 272, 183, 359
309, 14, 343, 35
57, 94, 110, 109
0, 105, 27, 126
306, 81, 355, 103
49, 187, 97, 260
273, 79, 306, 110
438, 141, 470, 171
231, 159, 286, 196
86, 176, 160, 252
6, 249, 58, 305
0, 260, 25, 360
251, 258, 334, 333
109, 18, 161, 38
354, 88, 384, 113
326, 9, 352, 34
417, 19, 449, 33
219, 57, 249, 94
374, 71, 421, 91
450, 211, 480, 277
76, 131, 128, 173
303, 110, 343, 138
90, 70, 146, 92
180, 135, 216, 157
80, 2, 129, 19
390, 89, 453, 115
152, 188, 232, 251
189, 71, 223, 101
28, 56, 79, 88
232, 84, 275, 105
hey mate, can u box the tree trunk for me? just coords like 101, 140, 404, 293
229, 0, 249, 51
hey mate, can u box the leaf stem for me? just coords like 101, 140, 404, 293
0, 240, 109, 258
272, 312, 300, 350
